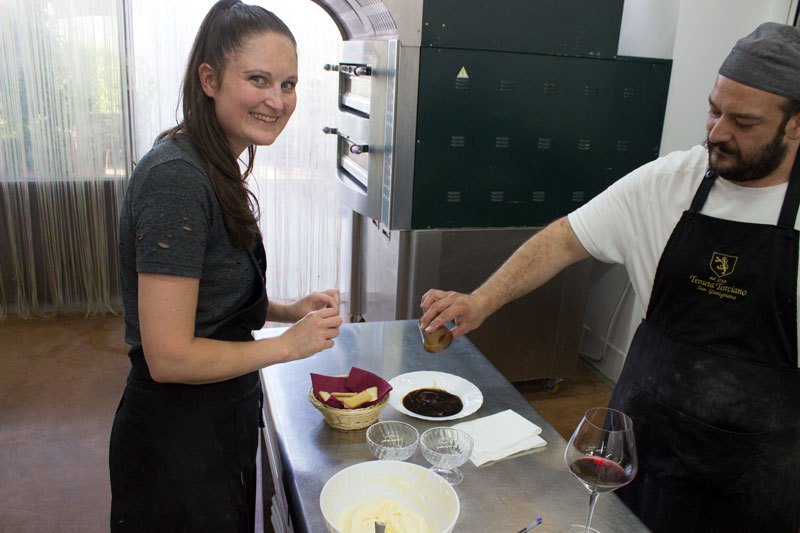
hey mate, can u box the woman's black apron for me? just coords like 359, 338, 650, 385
610, 157, 800, 533
110, 241, 268, 532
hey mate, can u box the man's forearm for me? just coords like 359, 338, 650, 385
472, 217, 590, 316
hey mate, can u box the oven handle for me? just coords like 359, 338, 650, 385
324, 63, 372, 77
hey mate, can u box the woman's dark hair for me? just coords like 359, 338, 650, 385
159, 0, 297, 250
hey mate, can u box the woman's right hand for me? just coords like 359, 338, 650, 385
279, 306, 343, 361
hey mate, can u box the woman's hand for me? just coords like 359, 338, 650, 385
285, 289, 340, 322
279, 305, 343, 360
419, 289, 488, 339
267, 289, 340, 323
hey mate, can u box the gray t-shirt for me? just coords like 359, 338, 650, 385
118, 136, 260, 354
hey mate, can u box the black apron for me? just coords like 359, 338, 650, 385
610, 156, 800, 533
110, 241, 268, 532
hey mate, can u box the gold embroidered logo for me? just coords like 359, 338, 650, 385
688, 251, 747, 301
710, 252, 737, 278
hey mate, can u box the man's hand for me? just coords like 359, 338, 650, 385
418, 217, 590, 341
419, 289, 488, 339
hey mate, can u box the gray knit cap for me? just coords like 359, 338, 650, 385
718, 22, 800, 101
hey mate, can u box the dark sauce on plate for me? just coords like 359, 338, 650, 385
402, 388, 463, 417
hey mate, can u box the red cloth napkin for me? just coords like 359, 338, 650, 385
310, 367, 392, 409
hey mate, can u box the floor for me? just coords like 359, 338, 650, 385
0, 314, 612, 532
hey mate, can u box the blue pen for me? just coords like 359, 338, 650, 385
515, 516, 543, 533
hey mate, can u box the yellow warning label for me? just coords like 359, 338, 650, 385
456, 67, 469, 79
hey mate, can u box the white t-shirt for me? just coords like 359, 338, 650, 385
568, 145, 799, 364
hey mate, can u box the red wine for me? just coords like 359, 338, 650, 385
569, 456, 631, 493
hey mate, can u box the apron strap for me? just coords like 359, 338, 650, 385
695, 151, 800, 228
778, 150, 800, 229
689, 169, 717, 213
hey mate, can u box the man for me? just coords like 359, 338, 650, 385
420, 23, 800, 533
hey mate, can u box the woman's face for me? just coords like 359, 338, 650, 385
200, 32, 298, 156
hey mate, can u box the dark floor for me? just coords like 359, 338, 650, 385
0, 314, 612, 532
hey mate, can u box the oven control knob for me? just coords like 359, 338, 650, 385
349, 144, 368, 154
323, 63, 339, 72
322, 127, 338, 135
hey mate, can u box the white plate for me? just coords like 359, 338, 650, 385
387, 371, 484, 421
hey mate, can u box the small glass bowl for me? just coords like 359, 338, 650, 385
420, 427, 474, 485
366, 420, 420, 461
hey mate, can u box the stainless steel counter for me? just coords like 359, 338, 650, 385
257, 320, 648, 533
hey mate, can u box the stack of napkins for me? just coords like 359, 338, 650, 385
452, 409, 547, 466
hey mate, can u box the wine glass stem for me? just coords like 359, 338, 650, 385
584, 491, 599, 533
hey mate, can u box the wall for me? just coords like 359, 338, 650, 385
617, 0, 680, 59
659, 0, 795, 155
579, 0, 797, 382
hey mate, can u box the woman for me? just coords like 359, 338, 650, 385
110, 1, 342, 530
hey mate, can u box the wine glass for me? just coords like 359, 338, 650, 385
563, 407, 637, 533
420, 427, 473, 485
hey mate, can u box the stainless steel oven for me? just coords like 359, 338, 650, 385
312, 0, 671, 383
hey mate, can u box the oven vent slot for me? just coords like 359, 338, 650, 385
583, 85, 599, 97
543, 82, 558, 95
499, 80, 515, 93
450, 136, 466, 148
616, 140, 629, 152
367, 12, 396, 34
537, 138, 552, 150
572, 191, 586, 203
495, 137, 510, 149
447, 191, 462, 203
490, 191, 504, 203
532, 191, 546, 202
455, 78, 471, 90
623, 87, 637, 99
577, 139, 592, 151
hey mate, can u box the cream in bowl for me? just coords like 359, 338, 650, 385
338, 499, 428, 532
320, 460, 459, 533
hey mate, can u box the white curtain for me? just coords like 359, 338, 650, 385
0, 0, 127, 318
128, 0, 344, 303
0, 0, 344, 319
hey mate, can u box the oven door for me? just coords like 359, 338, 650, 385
327, 39, 398, 229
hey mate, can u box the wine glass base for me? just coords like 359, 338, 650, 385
430, 466, 464, 485
558, 525, 601, 533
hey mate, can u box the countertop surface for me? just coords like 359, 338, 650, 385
257, 319, 648, 533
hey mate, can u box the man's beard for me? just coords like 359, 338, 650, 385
705, 127, 788, 182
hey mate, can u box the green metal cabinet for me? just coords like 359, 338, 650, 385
407, 0, 672, 229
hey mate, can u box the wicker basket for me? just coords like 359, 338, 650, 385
308, 388, 389, 431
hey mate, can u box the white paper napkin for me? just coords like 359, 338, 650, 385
452, 409, 547, 466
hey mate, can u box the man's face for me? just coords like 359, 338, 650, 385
705, 75, 791, 184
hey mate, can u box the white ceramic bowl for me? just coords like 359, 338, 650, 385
319, 460, 460, 533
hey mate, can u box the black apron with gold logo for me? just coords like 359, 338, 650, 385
610, 157, 800, 532
110, 241, 268, 532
